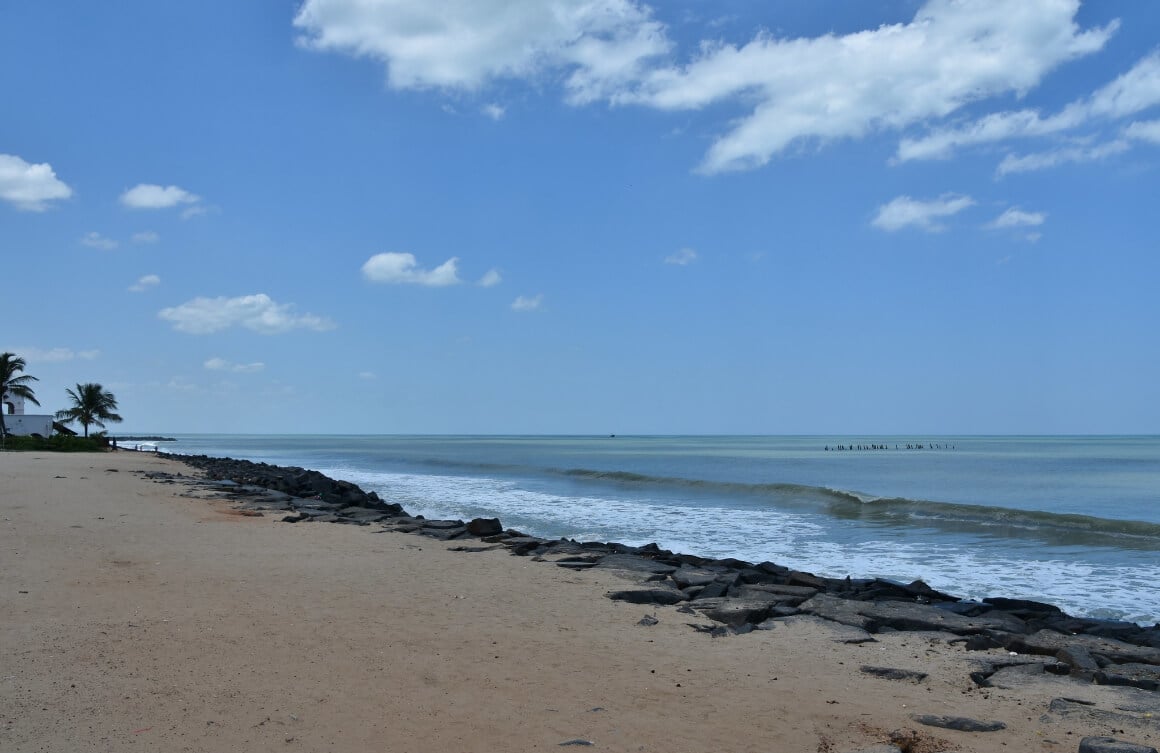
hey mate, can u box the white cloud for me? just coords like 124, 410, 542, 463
158, 293, 336, 335
511, 294, 543, 312
11, 347, 100, 363
481, 103, 505, 120
358, 370, 377, 380
292, 1, 1115, 175
361, 252, 462, 286
120, 183, 201, 210
128, 274, 161, 292
665, 247, 697, 265
1125, 118, 1160, 143
479, 268, 502, 287
294, 0, 670, 103
987, 208, 1046, 229
204, 357, 265, 373
898, 51, 1160, 162
81, 231, 119, 250
131, 231, 160, 244
871, 193, 975, 232
620, 0, 1115, 173
996, 139, 1130, 176
0, 153, 73, 211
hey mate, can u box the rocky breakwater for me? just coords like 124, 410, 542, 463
159, 453, 1160, 748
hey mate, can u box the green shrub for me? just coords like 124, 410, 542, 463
0, 434, 109, 452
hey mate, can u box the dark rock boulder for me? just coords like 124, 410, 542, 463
1079, 737, 1159, 753
467, 517, 503, 536
607, 587, 688, 606
859, 666, 928, 683
910, 714, 1006, 732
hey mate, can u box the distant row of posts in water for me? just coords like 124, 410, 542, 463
824, 443, 955, 451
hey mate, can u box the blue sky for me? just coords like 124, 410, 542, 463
2, 0, 1158, 435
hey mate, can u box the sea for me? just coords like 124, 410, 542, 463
160, 434, 1160, 625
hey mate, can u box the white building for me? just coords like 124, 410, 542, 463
1, 390, 54, 437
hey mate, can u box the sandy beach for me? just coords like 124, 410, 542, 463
2, 450, 1158, 753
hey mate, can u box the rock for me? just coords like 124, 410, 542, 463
696, 597, 780, 627
595, 553, 678, 576
638, 614, 659, 626
1007, 630, 1160, 666
859, 666, 928, 683
671, 566, 726, 588
607, 588, 687, 605
466, 517, 503, 536
909, 714, 1006, 732
1078, 737, 1158, 753
1095, 663, 1160, 691
799, 593, 1025, 635
1057, 645, 1101, 675
1045, 697, 1160, 729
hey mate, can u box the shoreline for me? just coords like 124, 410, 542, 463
2, 450, 1158, 752
171, 452, 1160, 632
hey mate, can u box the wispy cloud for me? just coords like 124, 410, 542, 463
128, 274, 161, 292
204, 357, 265, 373
81, 231, 119, 250
871, 194, 975, 232
362, 252, 462, 286
0, 153, 72, 211
10, 346, 99, 363
987, 208, 1047, 229
511, 294, 543, 312
996, 139, 1130, 176
665, 247, 697, 266
481, 103, 505, 121
158, 293, 336, 334
131, 230, 160, 244
897, 51, 1160, 163
295, 1, 1113, 174
479, 268, 502, 287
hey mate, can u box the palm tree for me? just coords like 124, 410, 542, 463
55, 383, 122, 437
0, 352, 40, 440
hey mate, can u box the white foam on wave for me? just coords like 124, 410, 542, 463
323, 467, 1160, 624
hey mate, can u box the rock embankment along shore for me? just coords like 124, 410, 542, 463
161, 453, 1160, 749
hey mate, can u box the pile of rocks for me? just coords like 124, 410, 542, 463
160, 452, 1160, 744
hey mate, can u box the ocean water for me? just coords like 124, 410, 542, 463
162, 435, 1160, 625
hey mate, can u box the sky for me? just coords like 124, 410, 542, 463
1, 0, 1158, 435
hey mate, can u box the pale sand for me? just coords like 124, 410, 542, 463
2, 451, 1156, 753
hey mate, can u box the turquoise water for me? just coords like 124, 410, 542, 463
164, 435, 1160, 624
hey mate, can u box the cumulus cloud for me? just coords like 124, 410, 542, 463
665, 247, 697, 265
158, 293, 336, 334
81, 231, 119, 250
128, 274, 161, 292
871, 193, 975, 232
131, 231, 160, 244
511, 294, 543, 311
11, 347, 100, 363
0, 153, 73, 211
987, 208, 1047, 229
361, 252, 462, 286
294, 0, 670, 103
204, 357, 265, 373
120, 183, 201, 210
479, 268, 502, 287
